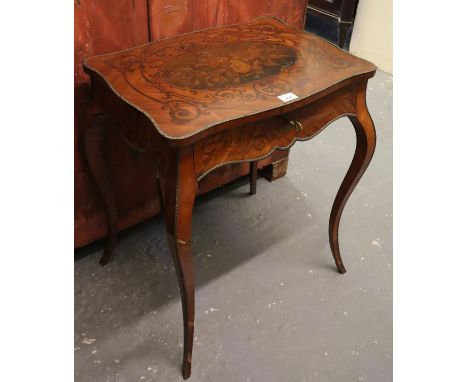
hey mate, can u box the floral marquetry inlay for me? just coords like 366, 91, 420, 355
160, 41, 298, 90
84, 16, 375, 141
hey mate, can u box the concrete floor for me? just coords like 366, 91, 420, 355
75, 70, 392, 382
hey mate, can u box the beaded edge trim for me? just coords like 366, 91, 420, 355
82, 16, 375, 141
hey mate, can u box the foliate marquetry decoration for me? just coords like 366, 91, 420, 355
84, 17, 375, 140
160, 41, 298, 90
194, 117, 295, 179
194, 85, 358, 179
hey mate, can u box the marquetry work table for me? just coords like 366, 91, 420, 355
82, 16, 376, 379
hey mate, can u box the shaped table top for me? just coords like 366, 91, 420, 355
84, 16, 376, 141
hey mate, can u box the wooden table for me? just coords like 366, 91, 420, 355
82, 16, 376, 379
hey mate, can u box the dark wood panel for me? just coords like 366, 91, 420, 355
308, 0, 358, 21
308, 0, 343, 17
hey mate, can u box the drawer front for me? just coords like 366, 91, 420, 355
194, 85, 357, 180
283, 84, 357, 140
194, 116, 296, 180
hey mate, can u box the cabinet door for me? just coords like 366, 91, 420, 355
149, 0, 307, 40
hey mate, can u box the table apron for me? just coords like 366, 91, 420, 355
193, 83, 358, 181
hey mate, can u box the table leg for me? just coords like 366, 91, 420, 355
81, 113, 118, 266
329, 82, 376, 273
250, 161, 258, 195
159, 146, 198, 379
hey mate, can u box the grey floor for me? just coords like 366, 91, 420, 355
75, 70, 392, 382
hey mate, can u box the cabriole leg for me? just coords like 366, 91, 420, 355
159, 146, 198, 379
81, 113, 118, 266
329, 82, 377, 273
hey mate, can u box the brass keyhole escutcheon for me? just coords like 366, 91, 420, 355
288, 120, 302, 133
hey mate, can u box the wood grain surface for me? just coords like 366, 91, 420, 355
150, 0, 307, 40
84, 16, 375, 143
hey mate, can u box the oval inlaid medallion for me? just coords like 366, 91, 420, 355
159, 41, 298, 90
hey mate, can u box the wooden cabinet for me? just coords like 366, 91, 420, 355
74, 1, 307, 248
306, 0, 359, 49
308, 0, 357, 21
